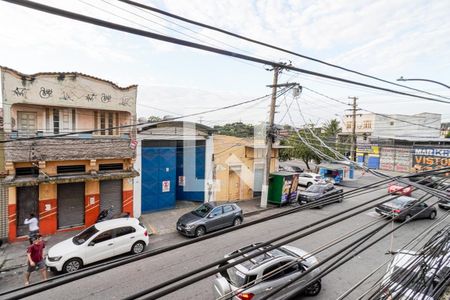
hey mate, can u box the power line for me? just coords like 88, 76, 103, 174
303, 87, 443, 131
3, 0, 450, 105
118, 0, 450, 101
0, 89, 292, 143
0, 174, 403, 298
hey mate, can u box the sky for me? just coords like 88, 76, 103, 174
0, 0, 449, 128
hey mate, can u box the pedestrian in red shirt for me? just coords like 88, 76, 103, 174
25, 234, 47, 285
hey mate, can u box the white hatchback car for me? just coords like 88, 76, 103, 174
46, 218, 149, 273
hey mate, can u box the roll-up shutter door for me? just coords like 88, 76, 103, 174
100, 180, 123, 217
57, 183, 85, 229
17, 186, 39, 237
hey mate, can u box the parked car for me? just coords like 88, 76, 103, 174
213, 243, 322, 300
298, 172, 322, 187
380, 231, 450, 300
438, 186, 450, 210
409, 175, 441, 188
46, 218, 149, 273
176, 202, 243, 237
297, 183, 344, 208
387, 183, 413, 196
279, 165, 304, 173
375, 196, 437, 222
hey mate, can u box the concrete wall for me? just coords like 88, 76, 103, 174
213, 135, 277, 201
1, 67, 137, 132
341, 113, 375, 134
372, 113, 441, 138
7, 158, 134, 241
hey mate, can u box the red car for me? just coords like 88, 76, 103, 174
388, 184, 412, 196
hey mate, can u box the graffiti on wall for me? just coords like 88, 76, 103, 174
413, 147, 450, 171
12, 87, 28, 97
39, 87, 53, 98
85, 93, 96, 102
101, 93, 112, 103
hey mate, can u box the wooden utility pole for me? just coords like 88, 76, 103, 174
348, 96, 358, 161
260, 66, 280, 208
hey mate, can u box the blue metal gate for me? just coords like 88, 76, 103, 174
141, 146, 176, 212
176, 143, 205, 202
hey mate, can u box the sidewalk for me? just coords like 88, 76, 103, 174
0, 198, 274, 274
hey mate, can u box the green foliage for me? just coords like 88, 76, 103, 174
279, 119, 344, 169
148, 116, 162, 122
446, 131, 450, 138
214, 122, 254, 138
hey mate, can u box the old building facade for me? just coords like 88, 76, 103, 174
213, 135, 279, 201
0, 67, 137, 241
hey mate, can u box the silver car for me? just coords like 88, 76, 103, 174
213, 243, 322, 300
177, 202, 244, 237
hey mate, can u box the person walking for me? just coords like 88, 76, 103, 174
24, 235, 47, 285
24, 213, 39, 245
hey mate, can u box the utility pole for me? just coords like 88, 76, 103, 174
260, 66, 280, 208
348, 96, 358, 161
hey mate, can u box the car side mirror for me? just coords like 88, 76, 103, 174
88, 241, 95, 246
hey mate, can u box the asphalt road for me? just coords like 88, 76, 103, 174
6, 186, 450, 300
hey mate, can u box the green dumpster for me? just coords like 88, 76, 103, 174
268, 171, 300, 205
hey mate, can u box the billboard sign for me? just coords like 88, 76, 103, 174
413, 147, 450, 171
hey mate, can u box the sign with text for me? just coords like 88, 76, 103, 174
413, 147, 450, 171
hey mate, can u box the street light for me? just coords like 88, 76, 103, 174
397, 76, 450, 89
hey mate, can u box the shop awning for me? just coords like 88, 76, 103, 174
3, 169, 140, 187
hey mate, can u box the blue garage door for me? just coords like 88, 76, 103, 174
141, 146, 176, 212
176, 141, 205, 202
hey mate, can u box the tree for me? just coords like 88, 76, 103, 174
279, 119, 344, 169
148, 116, 162, 122
213, 122, 254, 137
280, 125, 322, 170
322, 118, 341, 138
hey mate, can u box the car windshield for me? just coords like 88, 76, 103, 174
72, 225, 99, 245
306, 185, 324, 193
193, 204, 212, 217
387, 198, 409, 208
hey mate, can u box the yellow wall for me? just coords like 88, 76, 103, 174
213, 135, 278, 202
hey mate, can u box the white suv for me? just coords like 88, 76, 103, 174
298, 173, 322, 187
46, 218, 149, 273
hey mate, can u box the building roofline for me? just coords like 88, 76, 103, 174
0, 66, 137, 90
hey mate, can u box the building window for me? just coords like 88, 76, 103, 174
346, 122, 352, 129
108, 112, 114, 135
18, 112, 37, 134
99, 163, 123, 171
390, 121, 394, 126
96, 111, 118, 136
100, 112, 106, 135
57, 165, 86, 174
363, 120, 372, 129
53, 108, 60, 134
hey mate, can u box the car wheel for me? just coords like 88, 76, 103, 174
306, 182, 313, 188
429, 211, 437, 220
131, 241, 146, 254
233, 217, 242, 226
63, 258, 83, 273
304, 280, 321, 296
195, 226, 206, 237
405, 214, 412, 222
